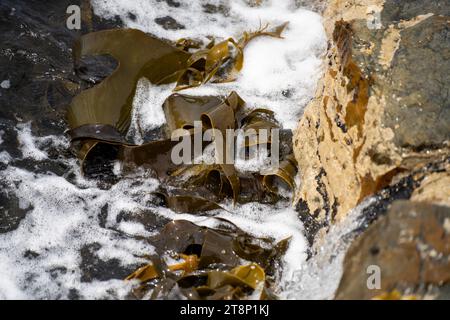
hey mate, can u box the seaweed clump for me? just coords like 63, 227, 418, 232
67, 23, 296, 299
126, 219, 290, 299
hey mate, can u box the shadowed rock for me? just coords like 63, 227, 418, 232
336, 200, 450, 299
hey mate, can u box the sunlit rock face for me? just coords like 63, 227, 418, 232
293, 0, 450, 225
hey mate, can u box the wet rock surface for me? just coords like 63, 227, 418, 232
336, 200, 450, 300
0, 0, 140, 221
1, 0, 448, 300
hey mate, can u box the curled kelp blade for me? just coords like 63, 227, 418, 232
232, 235, 291, 275
76, 138, 178, 179
163, 91, 244, 203
151, 220, 241, 268
68, 123, 128, 144
163, 91, 244, 133
67, 29, 190, 136
170, 164, 233, 201
174, 22, 288, 91
174, 40, 230, 91
179, 263, 266, 300
237, 108, 280, 152
126, 254, 200, 283
152, 189, 223, 213
262, 154, 297, 194
171, 165, 277, 205
78, 140, 121, 181
237, 174, 273, 204
125, 219, 286, 299
152, 219, 289, 271
240, 109, 279, 132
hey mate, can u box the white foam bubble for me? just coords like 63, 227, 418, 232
16, 122, 48, 160
0, 154, 160, 299
234, 146, 272, 174
1, 80, 10, 89
15, 122, 69, 161
0, 151, 12, 164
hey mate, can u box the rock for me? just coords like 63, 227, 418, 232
294, 0, 327, 13
0, 0, 129, 285
79, 243, 137, 283
202, 3, 230, 15
293, 0, 450, 225
353, 159, 450, 233
335, 200, 450, 299
154, 16, 185, 30
0, 190, 30, 234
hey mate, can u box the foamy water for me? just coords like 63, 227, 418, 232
0, 0, 338, 299
94, 0, 327, 131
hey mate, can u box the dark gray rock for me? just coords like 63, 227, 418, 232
383, 16, 450, 149
80, 243, 136, 283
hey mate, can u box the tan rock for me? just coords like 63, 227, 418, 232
293, 0, 450, 224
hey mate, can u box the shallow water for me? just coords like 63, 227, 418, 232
0, 0, 367, 300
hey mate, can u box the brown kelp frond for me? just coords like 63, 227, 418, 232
125, 219, 289, 300
68, 29, 190, 136
68, 88, 296, 208
174, 22, 289, 90
152, 189, 224, 213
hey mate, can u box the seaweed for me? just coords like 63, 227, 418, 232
65, 25, 298, 300
262, 154, 298, 194
125, 219, 289, 299
174, 22, 288, 91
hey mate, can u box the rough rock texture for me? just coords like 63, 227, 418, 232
293, 0, 450, 225
335, 200, 450, 300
